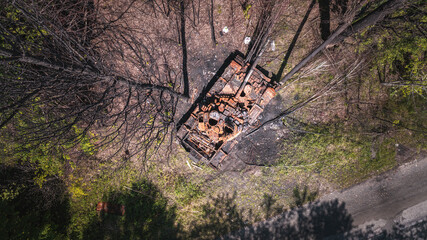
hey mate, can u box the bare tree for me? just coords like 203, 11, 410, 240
0, 0, 188, 164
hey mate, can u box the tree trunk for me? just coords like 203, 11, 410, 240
277, 0, 407, 87
330, 0, 407, 45
277, 22, 350, 87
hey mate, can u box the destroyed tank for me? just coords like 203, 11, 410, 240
177, 55, 276, 169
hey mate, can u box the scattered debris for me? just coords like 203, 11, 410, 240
186, 159, 192, 169
222, 26, 229, 33
244, 37, 251, 45
191, 162, 203, 170
96, 202, 125, 215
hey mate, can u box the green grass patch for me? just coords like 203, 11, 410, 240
280, 122, 398, 187
173, 175, 204, 206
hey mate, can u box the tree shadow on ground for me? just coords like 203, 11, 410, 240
189, 192, 246, 240
318, 0, 331, 41
187, 186, 351, 240
0, 164, 71, 239
261, 193, 283, 219
82, 179, 179, 240
328, 217, 427, 239
275, 0, 316, 82
176, 51, 240, 130
223, 199, 353, 240
220, 185, 427, 240
291, 185, 318, 208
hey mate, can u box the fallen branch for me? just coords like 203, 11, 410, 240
330, 0, 408, 45
246, 60, 363, 137
277, 0, 406, 88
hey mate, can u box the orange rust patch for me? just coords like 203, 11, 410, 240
178, 55, 277, 168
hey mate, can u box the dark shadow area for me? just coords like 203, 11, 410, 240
176, 50, 240, 130
261, 193, 283, 219
219, 184, 427, 240
224, 94, 286, 170
189, 192, 246, 240
275, 0, 316, 82
208, 0, 217, 48
331, 0, 348, 16
176, 49, 277, 131
186, 187, 352, 240
223, 199, 353, 240
82, 179, 179, 240
0, 164, 71, 239
291, 185, 318, 208
229, 132, 281, 167
176, 49, 275, 131
328, 218, 427, 240
319, 0, 331, 41
180, 0, 189, 97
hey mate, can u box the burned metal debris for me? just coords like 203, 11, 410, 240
177, 55, 276, 169
96, 202, 125, 215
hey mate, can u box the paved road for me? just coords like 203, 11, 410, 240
322, 155, 427, 228
224, 155, 427, 239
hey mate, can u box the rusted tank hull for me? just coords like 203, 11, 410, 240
178, 55, 276, 168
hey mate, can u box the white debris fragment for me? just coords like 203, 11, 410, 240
271, 40, 276, 51
222, 26, 229, 33
191, 163, 202, 170
244, 37, 251, 45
